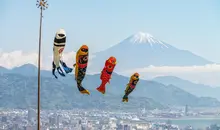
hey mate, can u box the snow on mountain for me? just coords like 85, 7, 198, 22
128, 32, 168, 48
90, 32, 213, 72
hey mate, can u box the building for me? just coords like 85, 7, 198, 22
117, 124, 124, 130
185, 105, 188, 116
1, 116, 7, 122
124, 124, 131, 130
28, 108, 36, 122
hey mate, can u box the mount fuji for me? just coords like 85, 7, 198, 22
90, 32, 213, 71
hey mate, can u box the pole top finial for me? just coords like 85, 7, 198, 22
36, 0, 49, 10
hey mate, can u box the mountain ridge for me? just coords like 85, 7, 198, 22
1, 65, 220, 109
0, 32, 214, 72
0, 73, 164, 110
90, 32, 213, 72
153, 76, 220, 100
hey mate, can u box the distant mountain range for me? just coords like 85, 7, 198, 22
90, 32, 213, 71
153, 76, 220, 100
0, 32, 218, 109
0, 73, 164, 110
0, 64, 220, 110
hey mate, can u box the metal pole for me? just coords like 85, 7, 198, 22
37, 6, 43, 130
36, 1, 48, 129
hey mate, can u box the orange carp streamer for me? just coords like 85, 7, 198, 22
96, 56, 117, 94
73, 45, 90, 95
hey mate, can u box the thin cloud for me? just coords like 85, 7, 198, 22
123, 64, 220, 73
119, 64, 220, 86
0, 50, 95, 70
0, 50, 38, 69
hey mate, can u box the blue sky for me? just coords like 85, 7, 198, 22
1, 0, 220, 63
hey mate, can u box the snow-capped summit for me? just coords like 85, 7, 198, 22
90, 31, 212, 71
130, 32, 159, 43
125, 32, 168, 48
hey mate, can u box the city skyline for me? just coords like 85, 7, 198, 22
1, 108, 220, 129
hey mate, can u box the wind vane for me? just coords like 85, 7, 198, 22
36, 0, 49, 10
